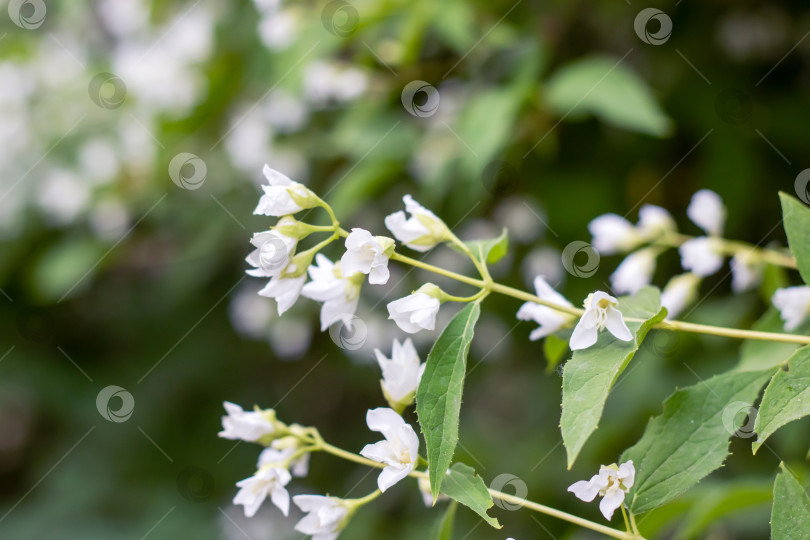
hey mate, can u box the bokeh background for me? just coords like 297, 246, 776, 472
1, 0, 810, 538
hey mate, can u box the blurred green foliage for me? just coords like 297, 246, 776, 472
1, 0, 810, 538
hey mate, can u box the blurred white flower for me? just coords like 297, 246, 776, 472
301, 254, 362, 331
303, 61, 368, 107
375, 338, 425, 412
234, 466, 291, 518
293, 495, 350, 540
218, 402, 276, 442
516, 276, 575, 341
588, 214, 640, 255
259, 9, 299, 51
258, 437, 310, 478
568, 460, 635, 521
341, 228, 394, 285
246, 230, 297, 278
78, 139, 120, 185
772, 286, 810, 331
37, 169, 91, 226
661, 273, 701, 319
679, 237, 724, 276
384, 195, 448, 252
264, 90, 308, 133
254, 165, 317, 216
360, 408, 419, 492
687, 189, 726, 236
610, 248, 658, 295
730, 252, 763, 293
387, 289, 441, 334
570, 291, 633, 350
637, 204, 676, 239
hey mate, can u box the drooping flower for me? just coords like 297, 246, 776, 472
679, 237, 724, 277
293, 494, 351, 540
568, 460, 635, 521
254, 165, 318, 216
218, 402, 277, 442
772, 286, 810, 331
384, 195, 449, 252
375, 338, 425, 413
246, 230, 297, 278
340, 228, 395, 285
387, 284, 442, 334
730, 252, 763, 293
610, 248, 658, 295
588, 214, 640, 255
360, 407, 419, 492
516, 276, 576, 341
569, 291, 633, 350
661, 272, 701, 319
301, 254, 363, 331
258, 270, 307, 315
687, 189, 726, 237
233, 466, 292, 517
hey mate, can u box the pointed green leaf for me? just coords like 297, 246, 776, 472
430, 500, 457, 540
622, 369, 773, 513
545, 56, 673, 137
561, 287, 666, 467
753, 346, 810, 454
416, 301, 481, 502
772, 463, 810, 540
451, 228, 509, 265
780, 192, 810, 286
439, 463, 501, 529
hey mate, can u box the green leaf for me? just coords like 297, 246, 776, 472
439, 463, 501, 529
416, 301, 481, 502
780, 192, 810, 286
543, 334, 568, 374
752, 346, 810, 454
430, 500, 457, 540
622, 369, 773, 513
450, 228, 509, 265
561, 287, 666, 467
544, 56, 673, 137
734, 308, 806, 373
772, 463, 810, 539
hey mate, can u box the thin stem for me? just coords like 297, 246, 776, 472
347, 489, 382, 508
316, 440, 641, 540
620, 504, 632, 534
447, 230, 492, 282
629, 509, 640, 536
388, 247, 810, 345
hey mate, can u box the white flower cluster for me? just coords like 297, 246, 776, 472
247, 167, 454, 335
219, 338, 425, 537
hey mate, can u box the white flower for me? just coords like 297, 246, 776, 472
687, 189, 726, 236
637, 204, 676, 239
218, 402, 276, 442
610, 248, 658, 295
340, 228, 394, 285
661, 273, 701, 319
301, 254, 362, 331
773, 286, 810, 331
387, 288, 441, 334
384, 195, 449, 252
246, 230, 297, 278
375, 338, 425, 412
253, 165, 317, 216
568, 460, 635, 521
588, 214, 640, 255
293, 494, 350, 540
569, 291, 633, 350
258, 437, 310, 478
730, 252, 763, 293
258, 272, 307, 315
233, 466, 291, 517
360, 408, 419, 492
679, 237, 724, 277
516, 276, 576, 340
